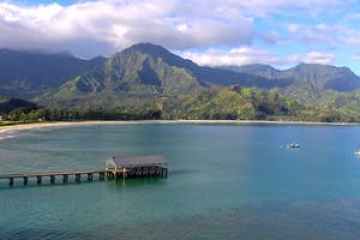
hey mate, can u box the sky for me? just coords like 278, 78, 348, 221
1, 0, 360, 73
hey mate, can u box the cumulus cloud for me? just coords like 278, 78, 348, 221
0, 0, 255, 58
181, 48, 335, 67
0, 0, 351, 58
291, 51, 336, 65
181, 48, 281, 66
287, 23, 360, 47
353, 53, 360, 61
204, 0, 345, 17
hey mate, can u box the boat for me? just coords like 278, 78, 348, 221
354, 149, 360, 156
287, 143, 301, 149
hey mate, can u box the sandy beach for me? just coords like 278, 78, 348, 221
0, 120, 358, 139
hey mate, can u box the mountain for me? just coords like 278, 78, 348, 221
284, 64, 360, 92
2, 43, 360, 110
42, 43, 293, 108
0, 96, 38, 114
0, 49, 104, 98
226, 63, 360, 92
223, 64, 284, 80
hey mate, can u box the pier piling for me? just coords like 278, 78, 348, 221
75, 174, 81, 183
63, 174, 68, 184
9, 177, 14, 187
50, 175, 56, 184
99, 172, 105, 181
23, 177, 28, 186
36, 176, 42, 185
87, 173, 93, 182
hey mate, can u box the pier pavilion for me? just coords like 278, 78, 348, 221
106, 155, 168, 179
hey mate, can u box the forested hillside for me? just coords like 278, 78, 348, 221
1, 43, 360, 122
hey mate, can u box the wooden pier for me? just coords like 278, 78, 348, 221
0, 155, 168, 187
0, 170, 107, 186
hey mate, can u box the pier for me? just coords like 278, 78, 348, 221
105, 155, 168, 179
0, 155, 168, 187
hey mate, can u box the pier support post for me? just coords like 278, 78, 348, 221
87, 173, 93, 182
165, 168, 168, 178
23, 176, 28, 186
36, 176, 42, 185
99, 172, 105, 181
9, 177, 14, 187
122, 168, 127, 180
136, 168, 142, 177
156, 167, 160, 176
50, 175, 56, 184
75, 174, 81, 183
144, 167, 149, 177
63, 174, 69, 184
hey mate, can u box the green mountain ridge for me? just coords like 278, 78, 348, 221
39, 43, 297, 108
0, 96, 38, 114
224, 63, 360, 92
0, 49, 105, 98
2, 43, 360, 122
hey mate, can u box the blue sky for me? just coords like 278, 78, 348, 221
2, 0, 360, 73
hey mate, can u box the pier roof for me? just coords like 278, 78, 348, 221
107, 155, 167, 168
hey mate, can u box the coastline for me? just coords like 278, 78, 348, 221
0, 120, 359, 138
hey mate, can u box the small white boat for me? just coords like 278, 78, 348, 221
287, 143, 300, 149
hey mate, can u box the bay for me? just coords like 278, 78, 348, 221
1, 123, 360, 239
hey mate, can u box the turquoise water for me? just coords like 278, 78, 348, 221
1, 124, 360, 239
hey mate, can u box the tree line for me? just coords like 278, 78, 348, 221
1, 87, 359, 123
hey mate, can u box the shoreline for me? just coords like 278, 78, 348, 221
0, 120, 359, 138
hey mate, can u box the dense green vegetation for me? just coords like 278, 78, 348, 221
3, 87, 359, 123
162, 87, 301, 120
2, 43, 360, 123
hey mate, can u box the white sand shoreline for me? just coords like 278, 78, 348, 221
0, 120, 359, 138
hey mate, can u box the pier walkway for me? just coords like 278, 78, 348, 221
0, 170, 106, 186
0, 155, 168, 187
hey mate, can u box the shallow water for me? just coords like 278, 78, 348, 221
1, 123, 360, 239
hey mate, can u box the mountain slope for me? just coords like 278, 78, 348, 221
284, 63, 360, 91
0, 96, 38, 114
42, 43, 293, 108
3, 43, 360, 111
0, 49, 104, 98
227, 63, 360, 92
223, 64, 284, 80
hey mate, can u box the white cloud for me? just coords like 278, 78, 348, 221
287, 23, 360, 47
353, 53, 360, 61
0, 0, 254, 58
181, 48, 335, 67
206, 0, 344, 17
292, 51, 336, 65
0, 0, 352, 58
181, 48, 281, 66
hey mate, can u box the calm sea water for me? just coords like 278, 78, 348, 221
1, 123, 360, 239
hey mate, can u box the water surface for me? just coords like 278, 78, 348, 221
1, 123, 360, 239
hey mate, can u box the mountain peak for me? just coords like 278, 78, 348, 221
292, 63, 356, 74
128, 42, 166, 49
123, 42, 171, 55
117, 42, 198, 73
